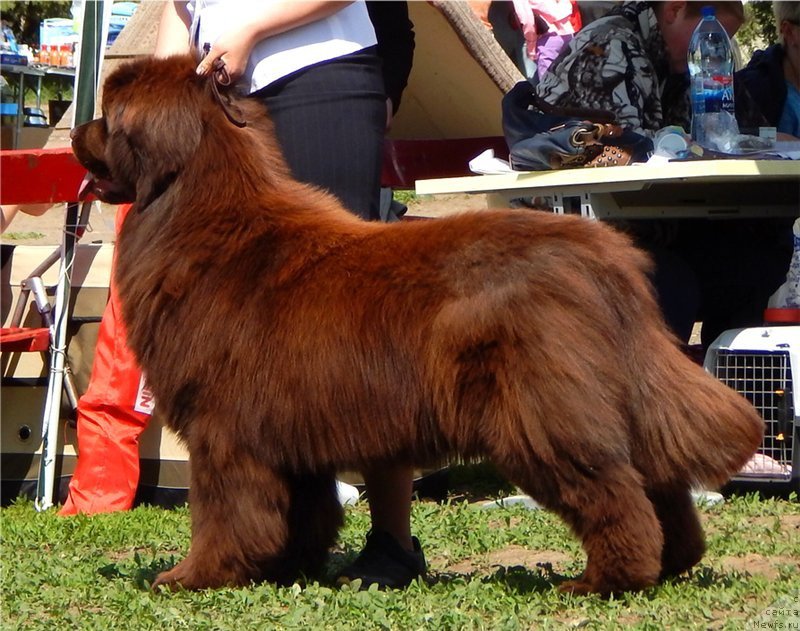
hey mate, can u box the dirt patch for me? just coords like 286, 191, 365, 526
443, 544, 573, 575
406, 193, 488, 218
716, 553, 794, 580
102, 547, 183, 563
750, 514, 800, 537
2, 201, 119, 246
485, 546, 573, 570
704, 513, 800, 540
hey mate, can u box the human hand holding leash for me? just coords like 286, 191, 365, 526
196, 29, 257, 80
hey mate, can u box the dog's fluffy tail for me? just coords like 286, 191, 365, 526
628, 333, 763, 490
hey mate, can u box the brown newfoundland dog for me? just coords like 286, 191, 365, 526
71, 55, 762, 595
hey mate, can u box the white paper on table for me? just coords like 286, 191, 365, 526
469, 149, 513, 174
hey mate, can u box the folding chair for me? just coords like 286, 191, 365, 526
1, 147, 92, 509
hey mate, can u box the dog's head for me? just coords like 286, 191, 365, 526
71, 54, 236, 209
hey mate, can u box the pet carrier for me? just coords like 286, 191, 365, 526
704, 324, 799, 490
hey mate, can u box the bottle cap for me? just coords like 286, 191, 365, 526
701, 5, 715, 18
656, 133, 689, 156
764, 308, 800, 324
759, 127, 777, 142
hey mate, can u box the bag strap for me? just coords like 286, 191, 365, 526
530, 94, 617, 124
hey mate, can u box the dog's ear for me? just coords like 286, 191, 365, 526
135, 161, 179, 211
72, 119, 110, 178
116, 94, 203, 211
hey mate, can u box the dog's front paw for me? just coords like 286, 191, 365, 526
151, 559, 209, 592
558, 578, 597, 596
559, 573, 655, 597
152, 555, 256, 591
152, 564, 190, 592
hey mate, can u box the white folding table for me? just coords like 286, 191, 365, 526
416, 159, 800, 219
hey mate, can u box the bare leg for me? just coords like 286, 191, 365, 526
336, 463, 424, 589
362, 463, 415, 550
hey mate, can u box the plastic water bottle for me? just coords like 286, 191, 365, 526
687, 6, 738, 149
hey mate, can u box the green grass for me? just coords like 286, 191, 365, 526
392, 189, 419, 206
1, 477, 798, 630
23, 78, 72, 112
1, 231, 45, 241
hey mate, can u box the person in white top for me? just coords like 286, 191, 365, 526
156, 1, 386, 217
186, 0, 376, 93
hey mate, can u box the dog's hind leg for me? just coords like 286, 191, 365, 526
262, 471, 344, 585
500, 459, 664, 596
647, 485, 705, 581
558, 463, 664, 595
153, 444, 294, 591
560, 463, 665, 595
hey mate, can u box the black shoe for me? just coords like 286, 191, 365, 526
337, 529, 426, 589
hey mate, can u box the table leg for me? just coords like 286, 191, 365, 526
552, 192, 565, 214
14, 72, 24, 149
580, 192, 596, 219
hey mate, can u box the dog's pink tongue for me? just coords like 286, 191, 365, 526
77, 173, 95, 201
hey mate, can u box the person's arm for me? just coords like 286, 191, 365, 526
196, 1, 356, 79
1, 204, 52, 233
154, 0, 192, 57
367, 1, 415, 122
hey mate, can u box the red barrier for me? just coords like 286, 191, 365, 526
381, 136, 507, 189
1, 137, 507, 205
0, 327, 51, 352
0, 147, 87, 205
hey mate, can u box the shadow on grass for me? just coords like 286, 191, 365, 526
98, 552, 178, 590
685, 565, 755, 590
443, 462, 517, 503
431, 563, 569, 594
325, 549, 568, 594
94, 549, 756, 600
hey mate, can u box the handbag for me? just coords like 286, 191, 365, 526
502, 81, 653, 171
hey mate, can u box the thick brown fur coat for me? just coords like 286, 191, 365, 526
71, 55, 762, 595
